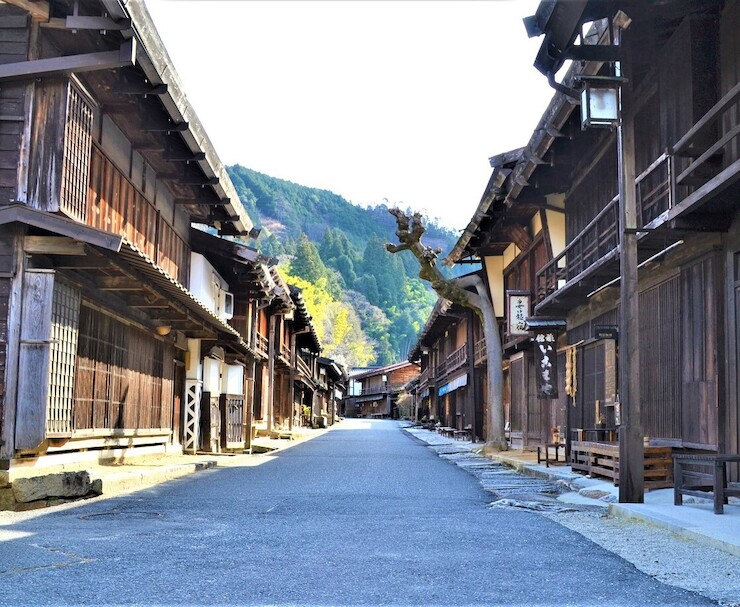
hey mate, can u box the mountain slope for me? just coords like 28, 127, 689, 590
227, 165, 462, 365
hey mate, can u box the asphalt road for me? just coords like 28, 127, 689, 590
0, 419, 718, 606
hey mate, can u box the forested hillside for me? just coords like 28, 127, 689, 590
226, 164, 463, 366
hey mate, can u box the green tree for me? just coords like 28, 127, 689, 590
291, 233, 326, 283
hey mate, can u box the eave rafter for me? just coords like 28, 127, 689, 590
0, 40, 136, 82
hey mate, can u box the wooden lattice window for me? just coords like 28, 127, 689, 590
46, 280, 81, 436
73, 305, 173, 433
60, 81, 94, 223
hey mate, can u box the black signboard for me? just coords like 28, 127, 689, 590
594, 326, 618, 340
534, 331, 558, 399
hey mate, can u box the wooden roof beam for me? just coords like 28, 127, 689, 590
0, 40, 135, 82
503, 225, 533, 251
3, 0, 49, 21
143, 121, 189, 133
162, 151, 206, 162
174, 197, 225, 206
113, 83, 169, 96
42, 16, 131, 31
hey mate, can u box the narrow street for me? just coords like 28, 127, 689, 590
0, 420, 717, 606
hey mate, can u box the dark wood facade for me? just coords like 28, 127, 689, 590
449, 0, 740, 484
408, 295, 486, 440
0, 1, 328, 484
344, 362, 420, 420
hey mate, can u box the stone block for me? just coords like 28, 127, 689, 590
12, 471, 96, 503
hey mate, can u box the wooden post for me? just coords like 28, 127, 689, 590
616, 17, 644, 503
267, 313, 276, 433
466, 310, 476, 441
289, 331, 296, 431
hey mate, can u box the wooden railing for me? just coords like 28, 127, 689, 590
435, 344, 467, 378
296, 355, 312, 378
537, 195, 619, 303
474, 338, 487, 365
255, 332, 268, 357
536, 79, 740, 305
87, 146, 190, 285
418, 367, 431, 388
280, 342, 291, 363
670, 79, 740, 205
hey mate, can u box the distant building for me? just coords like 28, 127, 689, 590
342, 362, 420, 418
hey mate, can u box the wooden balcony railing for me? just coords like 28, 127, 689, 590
87, 146, 189, 285
668, 79, 740, 213
279, 342, 291, 364
418, 367, 431, 388
296, 355, 312, 378
255, 332, 268, 357
537, 195, 619, 303
474, 338, 487, 366
536, 76, 740, 307
435, 344, 467, 378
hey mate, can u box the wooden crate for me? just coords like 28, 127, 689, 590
570, 441, 673, 489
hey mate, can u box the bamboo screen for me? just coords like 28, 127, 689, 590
59, 82, 94, 223
87, 147, 190, 284
73, 305, 174, 433
46, 280, 81, 436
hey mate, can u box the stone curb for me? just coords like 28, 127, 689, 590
94, 459, 218, 497
608, 504, 740, 558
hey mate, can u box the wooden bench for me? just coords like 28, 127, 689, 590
453, 427, 472, 441
537, 443, 565, 467
570, 441, 673, 489
673, 453, 740, 514
437, 426, 455, 438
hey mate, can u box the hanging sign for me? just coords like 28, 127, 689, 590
507, 291, 531, 336
534, 331, 558, 399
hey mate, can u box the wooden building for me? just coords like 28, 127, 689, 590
408, 293, 487, 441
342, 362, 419, 419
317, 357, 347, 426
446, 152, 567, 449
0, 0, 307, 488
450, 0, 740, 486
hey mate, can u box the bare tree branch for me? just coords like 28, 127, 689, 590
386, 208, 507, 450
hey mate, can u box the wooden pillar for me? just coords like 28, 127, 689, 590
289, 332, 296, 431
267, 313, 276, 433
466, 310, 476, 440
616, 17, 644, 503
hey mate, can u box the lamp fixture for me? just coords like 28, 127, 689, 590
578, 75, 624, 129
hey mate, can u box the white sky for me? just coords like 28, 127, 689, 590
145, 0, 554, 231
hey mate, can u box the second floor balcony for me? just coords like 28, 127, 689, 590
435, 344, 467, 380
536, 79, 740, 314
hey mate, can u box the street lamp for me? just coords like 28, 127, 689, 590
579, 75, 620, 129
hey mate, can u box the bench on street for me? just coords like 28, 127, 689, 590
673, 453, 740, 514
537, 443, 565, 467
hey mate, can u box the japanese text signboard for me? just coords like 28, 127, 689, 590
534, 331, 558, 399
507, 291, 531, 337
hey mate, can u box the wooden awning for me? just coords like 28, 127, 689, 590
0, 204, 122, 251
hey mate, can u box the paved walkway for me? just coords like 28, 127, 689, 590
404, 425, 740, 558
5, 421, 739, 559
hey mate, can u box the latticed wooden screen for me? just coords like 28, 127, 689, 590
46, 280, 81, 436
73, 305, 173, 432
60, 81, 94, 223
87, 146, 190, 284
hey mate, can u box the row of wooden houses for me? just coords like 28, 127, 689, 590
0, 0, 345, 502
408, 0, 740, 496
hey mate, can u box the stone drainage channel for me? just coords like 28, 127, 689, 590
427, 442, 588, 513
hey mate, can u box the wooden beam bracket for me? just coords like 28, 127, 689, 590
0, 40, 136, 82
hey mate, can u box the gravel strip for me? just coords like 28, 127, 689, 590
543, 509, 740, 607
